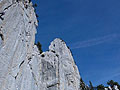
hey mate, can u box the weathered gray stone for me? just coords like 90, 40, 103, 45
0, 0, 81, 90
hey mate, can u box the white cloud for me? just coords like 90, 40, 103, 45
69, 34, 120, 49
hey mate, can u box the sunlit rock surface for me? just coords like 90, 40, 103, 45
0, 0, 81, 90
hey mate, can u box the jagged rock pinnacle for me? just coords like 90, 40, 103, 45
49, 38, 70, 55
0, 0, 81, 90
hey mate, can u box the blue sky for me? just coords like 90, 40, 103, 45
33, 0, 120, 86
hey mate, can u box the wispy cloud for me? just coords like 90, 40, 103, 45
69, 34, 120, 49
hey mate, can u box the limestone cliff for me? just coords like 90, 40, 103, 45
0, 0, 81, 90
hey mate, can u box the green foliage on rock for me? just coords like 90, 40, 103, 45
33, 3, 37, 7
107, 80, 120, 89
35, 42, 43, 54
80, 78, 86, 90
80, 79, 120, 90
80, 78, 90, 90
89, 81, 94, 90
97, 84, 105, 90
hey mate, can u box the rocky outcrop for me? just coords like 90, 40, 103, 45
105, 85, 119, 90
0, 0, 80, 90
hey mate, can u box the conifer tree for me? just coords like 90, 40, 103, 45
107, 80, 120, 89
89, 81, 94, 90
36, 42, 43, 54
97, 84, 105, 90
80, 78, 86, 90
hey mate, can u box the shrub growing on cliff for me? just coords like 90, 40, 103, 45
80, 78, 86, 90
97, 84, 104, 90
28, 0, 31, 3
80, 78, 90, 90
35, 42, 43, 54
89, 81, 94, 90
33, 3, 37, 7
32, 2, 39, 22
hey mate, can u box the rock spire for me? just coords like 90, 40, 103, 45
0, 0, 81, 90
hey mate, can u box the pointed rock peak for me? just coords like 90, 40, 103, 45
49, 38, 71, 55
50, 38, 65, 46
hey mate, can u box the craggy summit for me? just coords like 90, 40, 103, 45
0, 0, 80, 90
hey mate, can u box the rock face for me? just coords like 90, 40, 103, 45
0, 0, 81, 90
